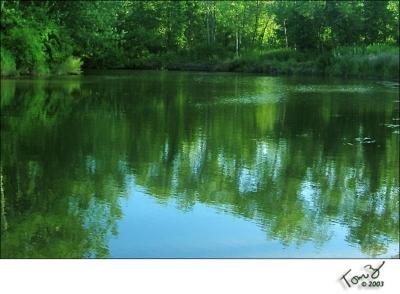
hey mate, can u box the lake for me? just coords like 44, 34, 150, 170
1, 71, 399, 258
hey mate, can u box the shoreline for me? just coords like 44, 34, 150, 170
2, 64, 399, 83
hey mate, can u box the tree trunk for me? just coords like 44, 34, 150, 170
1, 166, 7, 232
212, 2, 216, 43
284, 19, 288, 48
206, 13, 210, 45
252, 0, 260, 46
236, 29, 239, 58
259, 18, 269, 46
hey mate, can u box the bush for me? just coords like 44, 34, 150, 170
55, 56, 82, 75
261, 48, 298, 61
43, 27, 75, 69
8, 27, 48, 75
224, 48, 317, 75
328, 45, 399, 79
0, 47, 17, 76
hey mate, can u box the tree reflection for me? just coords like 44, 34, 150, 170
1, 73, 398, 257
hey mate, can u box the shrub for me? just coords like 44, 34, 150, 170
55, 56, 82, 75
0, 47, 17, 76
329, 45, 399, 79
43, 27, 75, 69
261, 48, 298, 61
8, 27, 48, 75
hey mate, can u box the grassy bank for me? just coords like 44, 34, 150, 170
231, 45, 399, 79
123, 45, 399, 80
2, 45, 398, 80
327, 45, 399, 79
0, 45, 82, 77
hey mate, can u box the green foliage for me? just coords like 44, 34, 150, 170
55, 56, 83, 75
0, 47, 16, 76
329, 45, 399, 78
260, 48, 299, 61
214, 45, 398, 79
8, 27, 48, 75
0, 1, 81, 76
222, 49, 317, 75
0, 1, 398, 77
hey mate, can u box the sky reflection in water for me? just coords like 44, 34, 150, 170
1, 71, 399, 258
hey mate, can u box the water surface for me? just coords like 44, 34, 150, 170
1, 71, 399, 258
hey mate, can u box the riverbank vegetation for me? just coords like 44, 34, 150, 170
1, 1, 399, 79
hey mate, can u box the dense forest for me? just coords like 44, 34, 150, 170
1, 0, 399, 78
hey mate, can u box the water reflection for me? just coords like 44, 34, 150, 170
1, 72, 399, 258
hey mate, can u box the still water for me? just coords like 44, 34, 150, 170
1, 71, 399, 258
